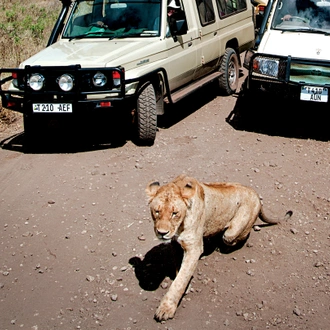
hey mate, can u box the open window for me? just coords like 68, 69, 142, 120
167, 0, 188, 40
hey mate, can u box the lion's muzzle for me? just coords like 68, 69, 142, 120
156, 228, 169, 237
155, 228, 173, 241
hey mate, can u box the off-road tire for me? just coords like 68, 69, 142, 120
218, 48, 239, 95
135, 83, 157, 145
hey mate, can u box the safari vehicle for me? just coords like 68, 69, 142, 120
0, 0, 255, 145
244, 0, 330, 103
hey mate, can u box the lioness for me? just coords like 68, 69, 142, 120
146, 174, 292, 321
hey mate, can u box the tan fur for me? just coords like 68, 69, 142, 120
146, 174, 292, 321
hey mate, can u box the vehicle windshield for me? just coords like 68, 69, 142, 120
271, 0, 330, 33
63, 0, 162, 39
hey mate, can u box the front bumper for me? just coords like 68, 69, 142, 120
0, 65, 129, 114
246, 52, 330, 103
247, 79, 302, 99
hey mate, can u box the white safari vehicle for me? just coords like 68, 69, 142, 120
244, 0, 330, 103
1, 0, 255, 145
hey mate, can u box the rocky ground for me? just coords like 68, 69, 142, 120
0, 73, 329, 330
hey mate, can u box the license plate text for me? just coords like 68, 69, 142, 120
300, 86, 328, 103
33, 103, 72, 113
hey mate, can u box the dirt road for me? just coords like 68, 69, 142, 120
1, 74, 330, 330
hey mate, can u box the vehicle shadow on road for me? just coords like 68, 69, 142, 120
158, 69, 245, 130
227, 86, 330, 142
0, 131, 128, 154
0, 114, 130, 154
158, 82, 219, 130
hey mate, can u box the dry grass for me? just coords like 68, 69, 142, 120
0, 0, 61, 129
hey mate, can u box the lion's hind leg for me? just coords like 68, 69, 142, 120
222, 205, 259, 246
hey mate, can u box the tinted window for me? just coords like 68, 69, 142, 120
196, 0, 216, 25
216, 0, 247, 18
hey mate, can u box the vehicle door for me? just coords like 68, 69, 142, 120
194, 0, 221, 80
164, 0, 199, 91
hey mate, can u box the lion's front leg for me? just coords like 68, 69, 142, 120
155, 244, 201, 321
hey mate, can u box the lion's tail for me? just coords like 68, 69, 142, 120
259, 207, 293, 225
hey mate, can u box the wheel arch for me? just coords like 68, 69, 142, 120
224, 38, 241, 66
133, 68, 171, 115
133, 68, 169, 97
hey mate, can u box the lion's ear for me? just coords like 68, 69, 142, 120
180, 181, 196, 200
146, 181, 160, 199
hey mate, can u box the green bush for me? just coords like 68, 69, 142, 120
0, 1, 61, 67
0, 0, 61, 127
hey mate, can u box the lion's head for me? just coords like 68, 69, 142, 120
145, 175, 199, 242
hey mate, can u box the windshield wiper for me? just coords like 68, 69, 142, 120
68, 27, 147, 41
281, 28, 330, 35
69, 34, 89, 41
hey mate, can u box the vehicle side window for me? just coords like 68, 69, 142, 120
216, 0, 247, 18
196, 0, 216, 25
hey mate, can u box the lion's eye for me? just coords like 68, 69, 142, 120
172, 212, 178, 218
155, 210, 160, 216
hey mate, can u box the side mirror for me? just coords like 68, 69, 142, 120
175, 19, 188, 35
169, 17, 188, 41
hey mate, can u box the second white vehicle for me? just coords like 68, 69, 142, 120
244, 0, 330, 104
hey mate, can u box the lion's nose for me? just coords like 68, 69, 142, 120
157, 229, 169, 237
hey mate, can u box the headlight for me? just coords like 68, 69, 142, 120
29, 73, 45, 91
58, 74, 74, 91
93, 72, 107, 87
260, 59, 279, 77
253, 58, 279, 78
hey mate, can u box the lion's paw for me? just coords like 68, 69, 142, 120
222, 234, 236, 246
154, 301, 177, 321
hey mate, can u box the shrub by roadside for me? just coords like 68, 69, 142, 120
0, 0, 61, 129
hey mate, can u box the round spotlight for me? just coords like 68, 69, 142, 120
58, 74, 74, 91
29, 73, 45, 91
93, 72, 107, 87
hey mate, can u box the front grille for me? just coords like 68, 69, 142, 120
290, 63, 330, 85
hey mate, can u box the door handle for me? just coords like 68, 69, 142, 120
188, 42, 192, 47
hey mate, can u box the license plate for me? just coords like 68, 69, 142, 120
33, 103, 72, 113
300, 86, 328, 102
